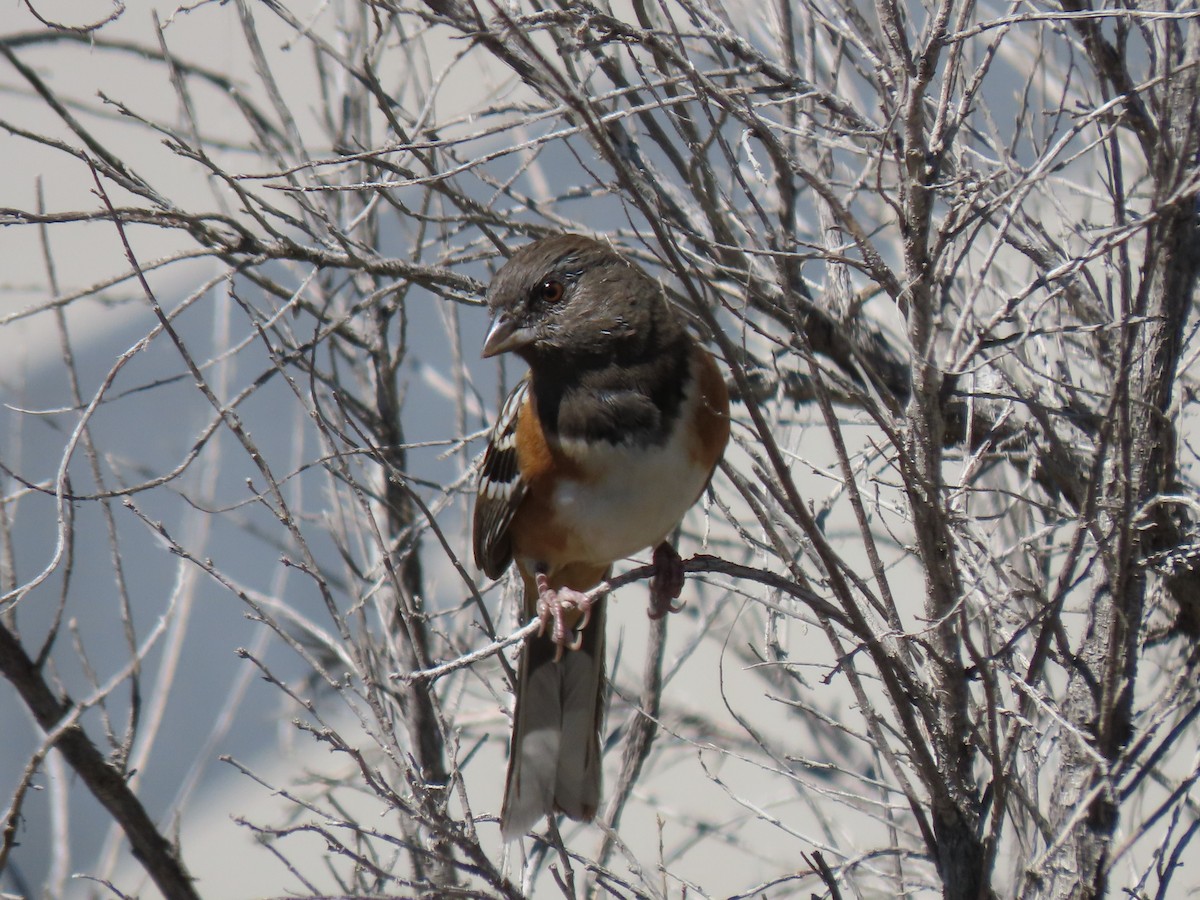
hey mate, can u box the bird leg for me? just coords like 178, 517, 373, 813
649, 541, 686, 619
534, 573, 594, 660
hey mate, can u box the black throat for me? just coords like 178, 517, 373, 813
528, 335, 691, 447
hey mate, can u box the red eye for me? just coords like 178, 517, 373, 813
538, 279, 565, 304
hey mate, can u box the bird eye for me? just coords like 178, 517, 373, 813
537, 279, 565, 304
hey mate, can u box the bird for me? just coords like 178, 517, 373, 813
472, 234, 730, 840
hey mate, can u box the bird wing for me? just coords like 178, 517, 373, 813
473, 377, 530, 580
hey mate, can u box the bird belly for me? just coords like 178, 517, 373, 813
550, 426, 710, 566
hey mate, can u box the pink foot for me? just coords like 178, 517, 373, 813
649, 542, 686, 619
535, 573, 595, 660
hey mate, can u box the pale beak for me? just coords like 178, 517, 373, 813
481, 312, 535, 358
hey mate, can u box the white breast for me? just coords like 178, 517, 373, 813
549, 376, 710, 566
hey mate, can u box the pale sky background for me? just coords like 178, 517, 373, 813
4, 3, 1197, 899
2, 4, 489, 896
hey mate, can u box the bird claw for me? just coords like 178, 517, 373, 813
648, 542, 686, 619
534, 573, 594, 661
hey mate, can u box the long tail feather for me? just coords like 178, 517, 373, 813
501, 596, 606, 841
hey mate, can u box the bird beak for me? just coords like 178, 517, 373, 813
481, 312, 535, 358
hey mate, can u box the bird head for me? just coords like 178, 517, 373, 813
482, 234, 670, 364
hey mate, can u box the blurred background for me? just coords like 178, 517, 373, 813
3, 1, 1199, 898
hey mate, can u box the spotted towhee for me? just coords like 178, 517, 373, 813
473, 234, 729, 840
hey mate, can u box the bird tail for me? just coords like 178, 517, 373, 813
500, 588, 607, 841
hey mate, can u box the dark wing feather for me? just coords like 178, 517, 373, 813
473, 378, 530, 579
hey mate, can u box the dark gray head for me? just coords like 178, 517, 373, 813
481, 234, 682, 365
